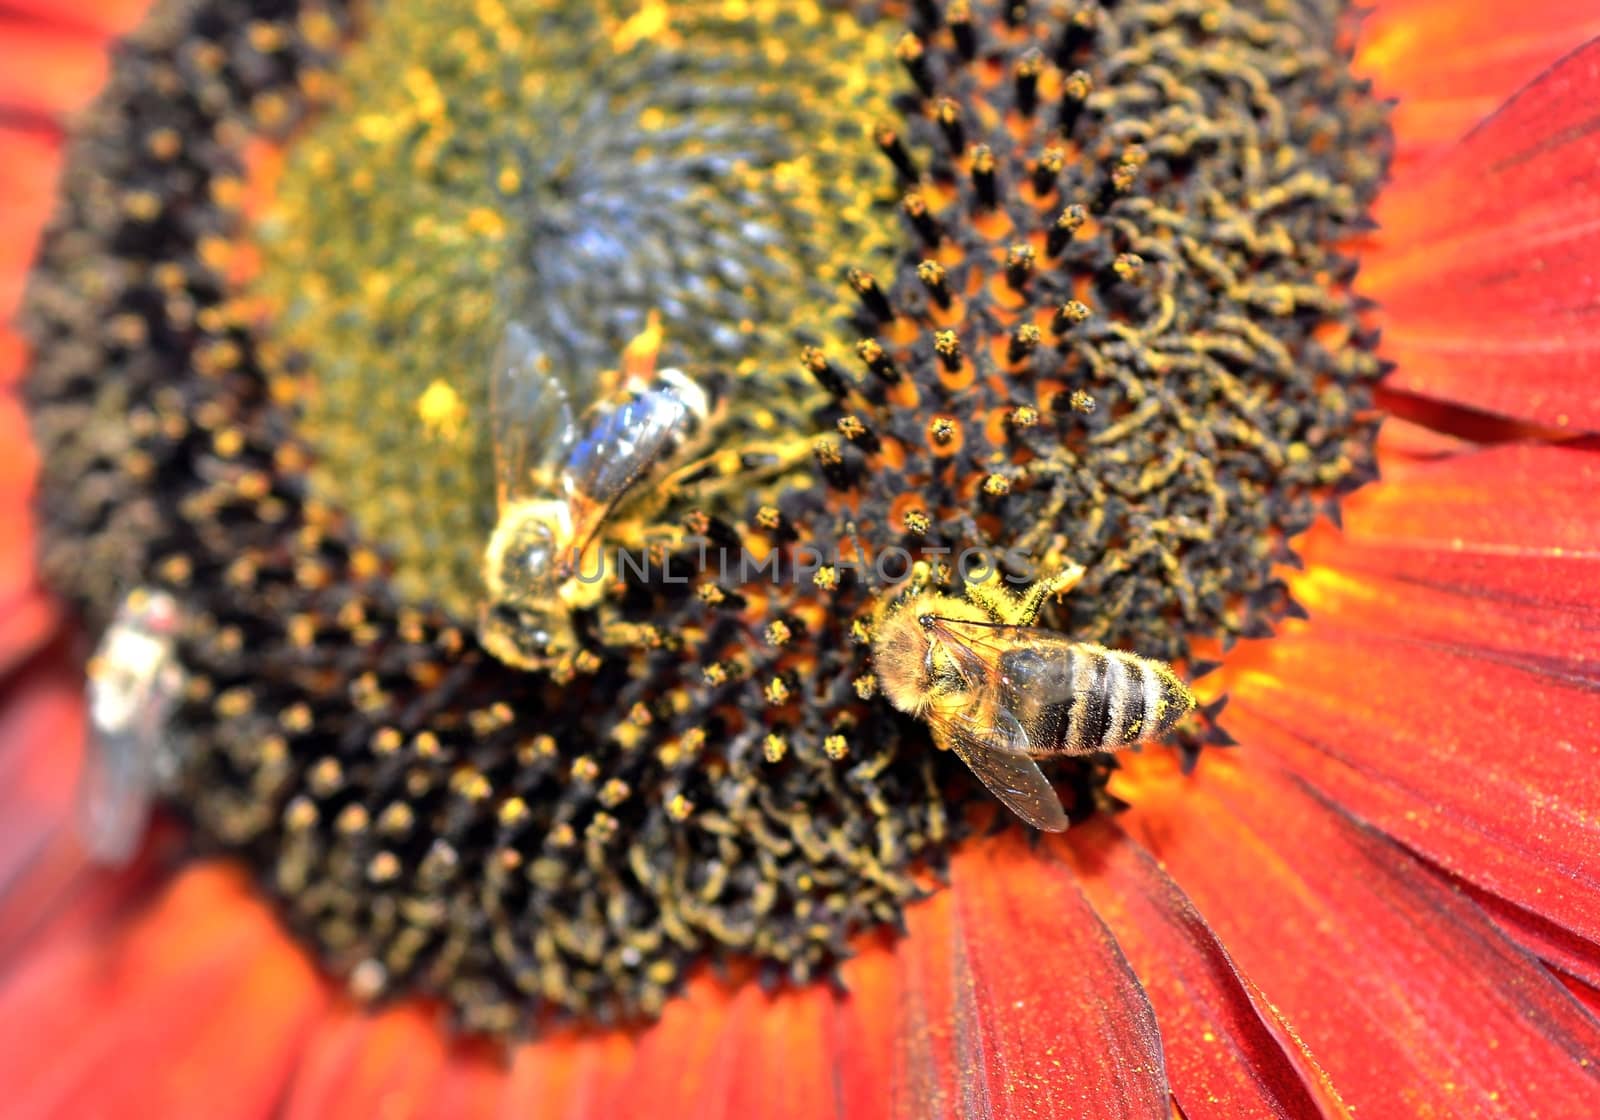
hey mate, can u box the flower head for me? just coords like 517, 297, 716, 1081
3, 0, 1600, 1115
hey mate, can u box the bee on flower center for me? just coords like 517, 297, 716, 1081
871, 562, 1196, 831
479, 316, 809, 672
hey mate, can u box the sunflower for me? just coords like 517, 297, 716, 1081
4, 0, 1600, 1115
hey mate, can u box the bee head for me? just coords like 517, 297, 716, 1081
869, 590, 984, 716
484, 502, 573, 606
476, 601, 578, 673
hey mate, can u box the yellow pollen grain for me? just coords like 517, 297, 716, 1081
404, 66, 446, 121
611, 0, 670, 53
622, 308, 664, 368
416, 379, 469, 442
465, 206, 506, 238
666, 793, 694, 821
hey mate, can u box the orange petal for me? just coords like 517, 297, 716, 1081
0, 18, 114, 122
1239, 446, 1600, 951
1121, 754, 1600, 1117
1453, 878, 1600, 994
281, 1003, 452, 1120
0, 129, 63, 324
620, 976, 852, 1120
0, 863, 327, 1120
1, 1, 152, 39
882, 833, 1168, 1116
0, 328, 24, 387
503, 1029, 633, 1120
1365, 38, 1600, 432
1056, 820, 1348, 1119
1372, 413, 1476, 462
1359, 0, 1600, 169
0, 661, 81, 909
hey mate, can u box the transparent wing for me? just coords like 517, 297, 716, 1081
490, 319, 578, 505
559, 369, 705, 514
938, 708, 1070, 832
77, 707, 160, 865
930, 617, 1086, 753
77, 594, 184, 865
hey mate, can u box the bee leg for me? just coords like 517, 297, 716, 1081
657, 434, 813, 503
964, 562, 1087, 626
595, 619, 661, 652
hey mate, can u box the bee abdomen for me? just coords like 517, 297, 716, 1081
1058, 644, 1194, 754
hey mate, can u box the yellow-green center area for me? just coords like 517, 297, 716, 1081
254, 0, 902, 615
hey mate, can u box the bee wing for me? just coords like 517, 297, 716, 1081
559, 368, 707, 515
490, 319, 578, 505
938, 709, 1070, 832
77, 698, 161, 865
77, 604, 184, 866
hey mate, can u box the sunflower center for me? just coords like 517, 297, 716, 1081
253, 0, 902, 615
22, 0, 1388, 1032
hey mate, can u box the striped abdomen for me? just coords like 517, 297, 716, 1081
998, 642, 1194, 756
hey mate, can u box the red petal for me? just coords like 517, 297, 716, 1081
620, 977, 849, 1120
1372, 413, 1476, 462
421, 1038, 511, 1119
0, 864, 327, 1120
0, 653, 179, 972
1121, 754, 1600, 1118
0, 389, 52, 676
882, 834, 1168, 1117
504, 1030, 633, 1120
0, 328, 24, 386
1559, 975, 1600, 1021
0, 18, 113, 121
0, 1, 151, 40
0, 129, 63, 323
1243, 446, 1600, 949
1453, 876, 1600, 991
281, 1004, 450, 1120
0, 592, 56, 682
0, 662, 81, 912
1359, 0, 1600, 169
1055, 820, 1348, 1119
1366, 38, 1600, 432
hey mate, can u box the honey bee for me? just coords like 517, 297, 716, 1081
870, 561, 1196, 831
78, 587, 186, 864
480, 317, 808, 671
479, 316, 717, 670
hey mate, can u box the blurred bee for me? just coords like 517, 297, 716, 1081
480, 317, 807, 671
870, 561, 1195, 831
78, 587, 186, 864
479, 315, 712, 670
